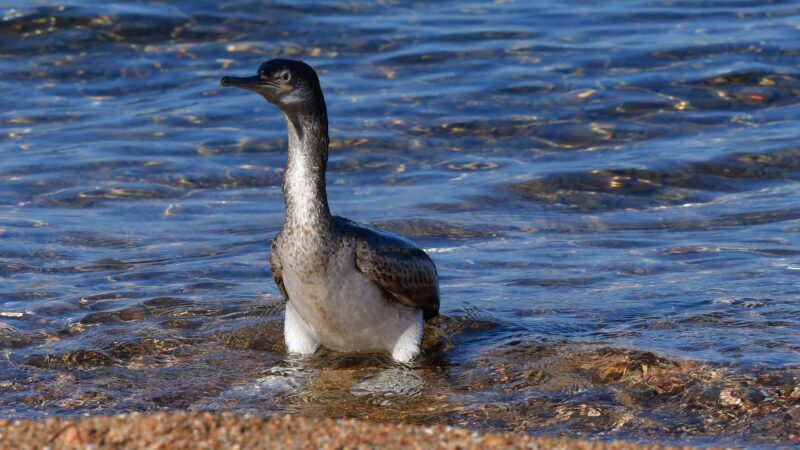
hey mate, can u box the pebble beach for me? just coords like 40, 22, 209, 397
0, 412, 685, 450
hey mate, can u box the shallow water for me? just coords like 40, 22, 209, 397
1, 0, 799, 446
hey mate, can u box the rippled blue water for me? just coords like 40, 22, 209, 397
1, 0, 799, 445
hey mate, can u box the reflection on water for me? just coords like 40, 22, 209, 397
1, 0, 799, 446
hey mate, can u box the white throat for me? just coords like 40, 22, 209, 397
282, 112, 329, 228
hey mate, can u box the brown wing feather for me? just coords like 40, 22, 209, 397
338, 217, 440, 320
269, 235, 288, 300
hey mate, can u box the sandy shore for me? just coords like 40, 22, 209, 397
0, 412, 687, 449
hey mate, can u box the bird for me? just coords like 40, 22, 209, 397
220, 59, 440, 362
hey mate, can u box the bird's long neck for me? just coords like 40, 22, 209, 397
282, 106, 331, 230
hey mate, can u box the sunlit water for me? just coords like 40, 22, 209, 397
1, 0, 799, 446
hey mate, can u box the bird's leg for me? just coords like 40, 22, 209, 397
390, 309, 423, 363
284, 301, 320, 355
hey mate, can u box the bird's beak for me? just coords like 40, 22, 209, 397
219, 75, 278, 99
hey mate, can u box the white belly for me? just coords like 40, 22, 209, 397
281, 255, 420, 354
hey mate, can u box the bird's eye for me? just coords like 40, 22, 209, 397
281, 72, 291, 82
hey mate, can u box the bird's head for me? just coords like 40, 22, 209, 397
220, 59, 324, 113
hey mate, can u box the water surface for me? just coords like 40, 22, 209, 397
1, 0, 799, 446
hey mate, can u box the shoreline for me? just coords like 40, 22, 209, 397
0, 412, 687, 449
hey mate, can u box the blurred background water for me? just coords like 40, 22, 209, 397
1, 0, 799, 446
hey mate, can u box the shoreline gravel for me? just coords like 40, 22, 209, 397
0, 412, 691, 449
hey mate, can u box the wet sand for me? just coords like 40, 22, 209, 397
0, 412, 685, 449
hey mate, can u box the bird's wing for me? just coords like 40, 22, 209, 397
336, 217, 440, 320
269, 235, 289, 300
